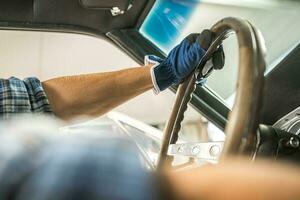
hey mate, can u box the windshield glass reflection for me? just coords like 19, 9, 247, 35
140, 0, 300, 99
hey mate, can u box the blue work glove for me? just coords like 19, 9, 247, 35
146, 30, 224, 93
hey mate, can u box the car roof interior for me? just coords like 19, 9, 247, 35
0, 0, 154, 36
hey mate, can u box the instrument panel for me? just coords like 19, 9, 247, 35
273, 106, 300, 135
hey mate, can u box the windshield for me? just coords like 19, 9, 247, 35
140, 0, 300, 100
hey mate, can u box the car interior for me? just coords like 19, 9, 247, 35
0, 0, 299, 168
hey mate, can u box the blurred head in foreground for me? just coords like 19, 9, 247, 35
0, 116, 159, 200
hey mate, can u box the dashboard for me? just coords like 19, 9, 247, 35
273, 106, 300, 135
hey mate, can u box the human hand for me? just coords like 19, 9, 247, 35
146, 30, 225, 93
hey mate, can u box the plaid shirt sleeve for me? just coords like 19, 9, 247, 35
0, 77, 52, 118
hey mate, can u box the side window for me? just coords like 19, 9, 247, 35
0, 30, 225, 150
0, 30, 137, 79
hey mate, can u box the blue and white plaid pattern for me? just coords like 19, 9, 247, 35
0, 77, 52, 118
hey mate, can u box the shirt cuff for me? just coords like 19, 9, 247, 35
145, 55, 161, 95
23, 77, 53, 114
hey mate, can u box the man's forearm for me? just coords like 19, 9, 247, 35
42, 66, 153, 119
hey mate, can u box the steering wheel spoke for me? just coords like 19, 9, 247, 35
168, 142, 224, 161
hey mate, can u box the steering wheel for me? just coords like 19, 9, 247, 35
157, 17, 266, 168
